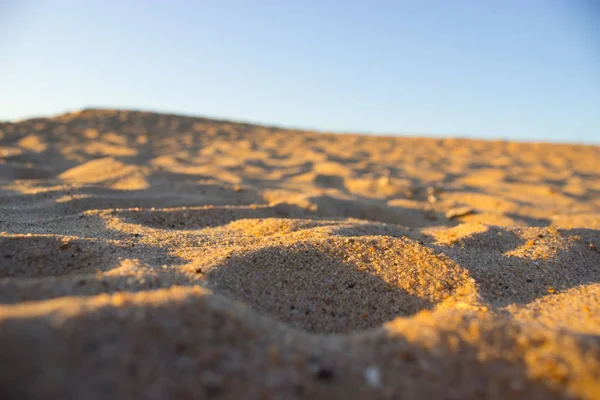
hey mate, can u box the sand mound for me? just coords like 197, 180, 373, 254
0, 109, 599, 399
205, 236, 476, 333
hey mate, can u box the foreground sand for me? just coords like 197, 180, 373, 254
0, 109, 599, 399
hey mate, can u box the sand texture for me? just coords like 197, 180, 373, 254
1, 109, 599, 399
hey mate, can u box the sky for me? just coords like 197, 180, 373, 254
1, 0, 599, 143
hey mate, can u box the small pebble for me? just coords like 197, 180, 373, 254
315, 367, 335, 382
446, 207, 475, 220
364, 366, 382, 388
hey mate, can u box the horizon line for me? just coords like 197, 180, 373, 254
3, 106, 599, 147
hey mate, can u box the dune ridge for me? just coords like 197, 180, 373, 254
1, 109, 599, 399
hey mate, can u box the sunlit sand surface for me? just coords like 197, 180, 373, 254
1, 109, 599, 399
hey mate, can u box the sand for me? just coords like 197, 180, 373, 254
0, 109, 599, 399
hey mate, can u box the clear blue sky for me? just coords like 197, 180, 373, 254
1, 0, 599, 143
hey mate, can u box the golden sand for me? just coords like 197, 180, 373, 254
0, 109, 599, 399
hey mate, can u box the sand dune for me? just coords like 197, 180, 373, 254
0, 109, 599, 399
